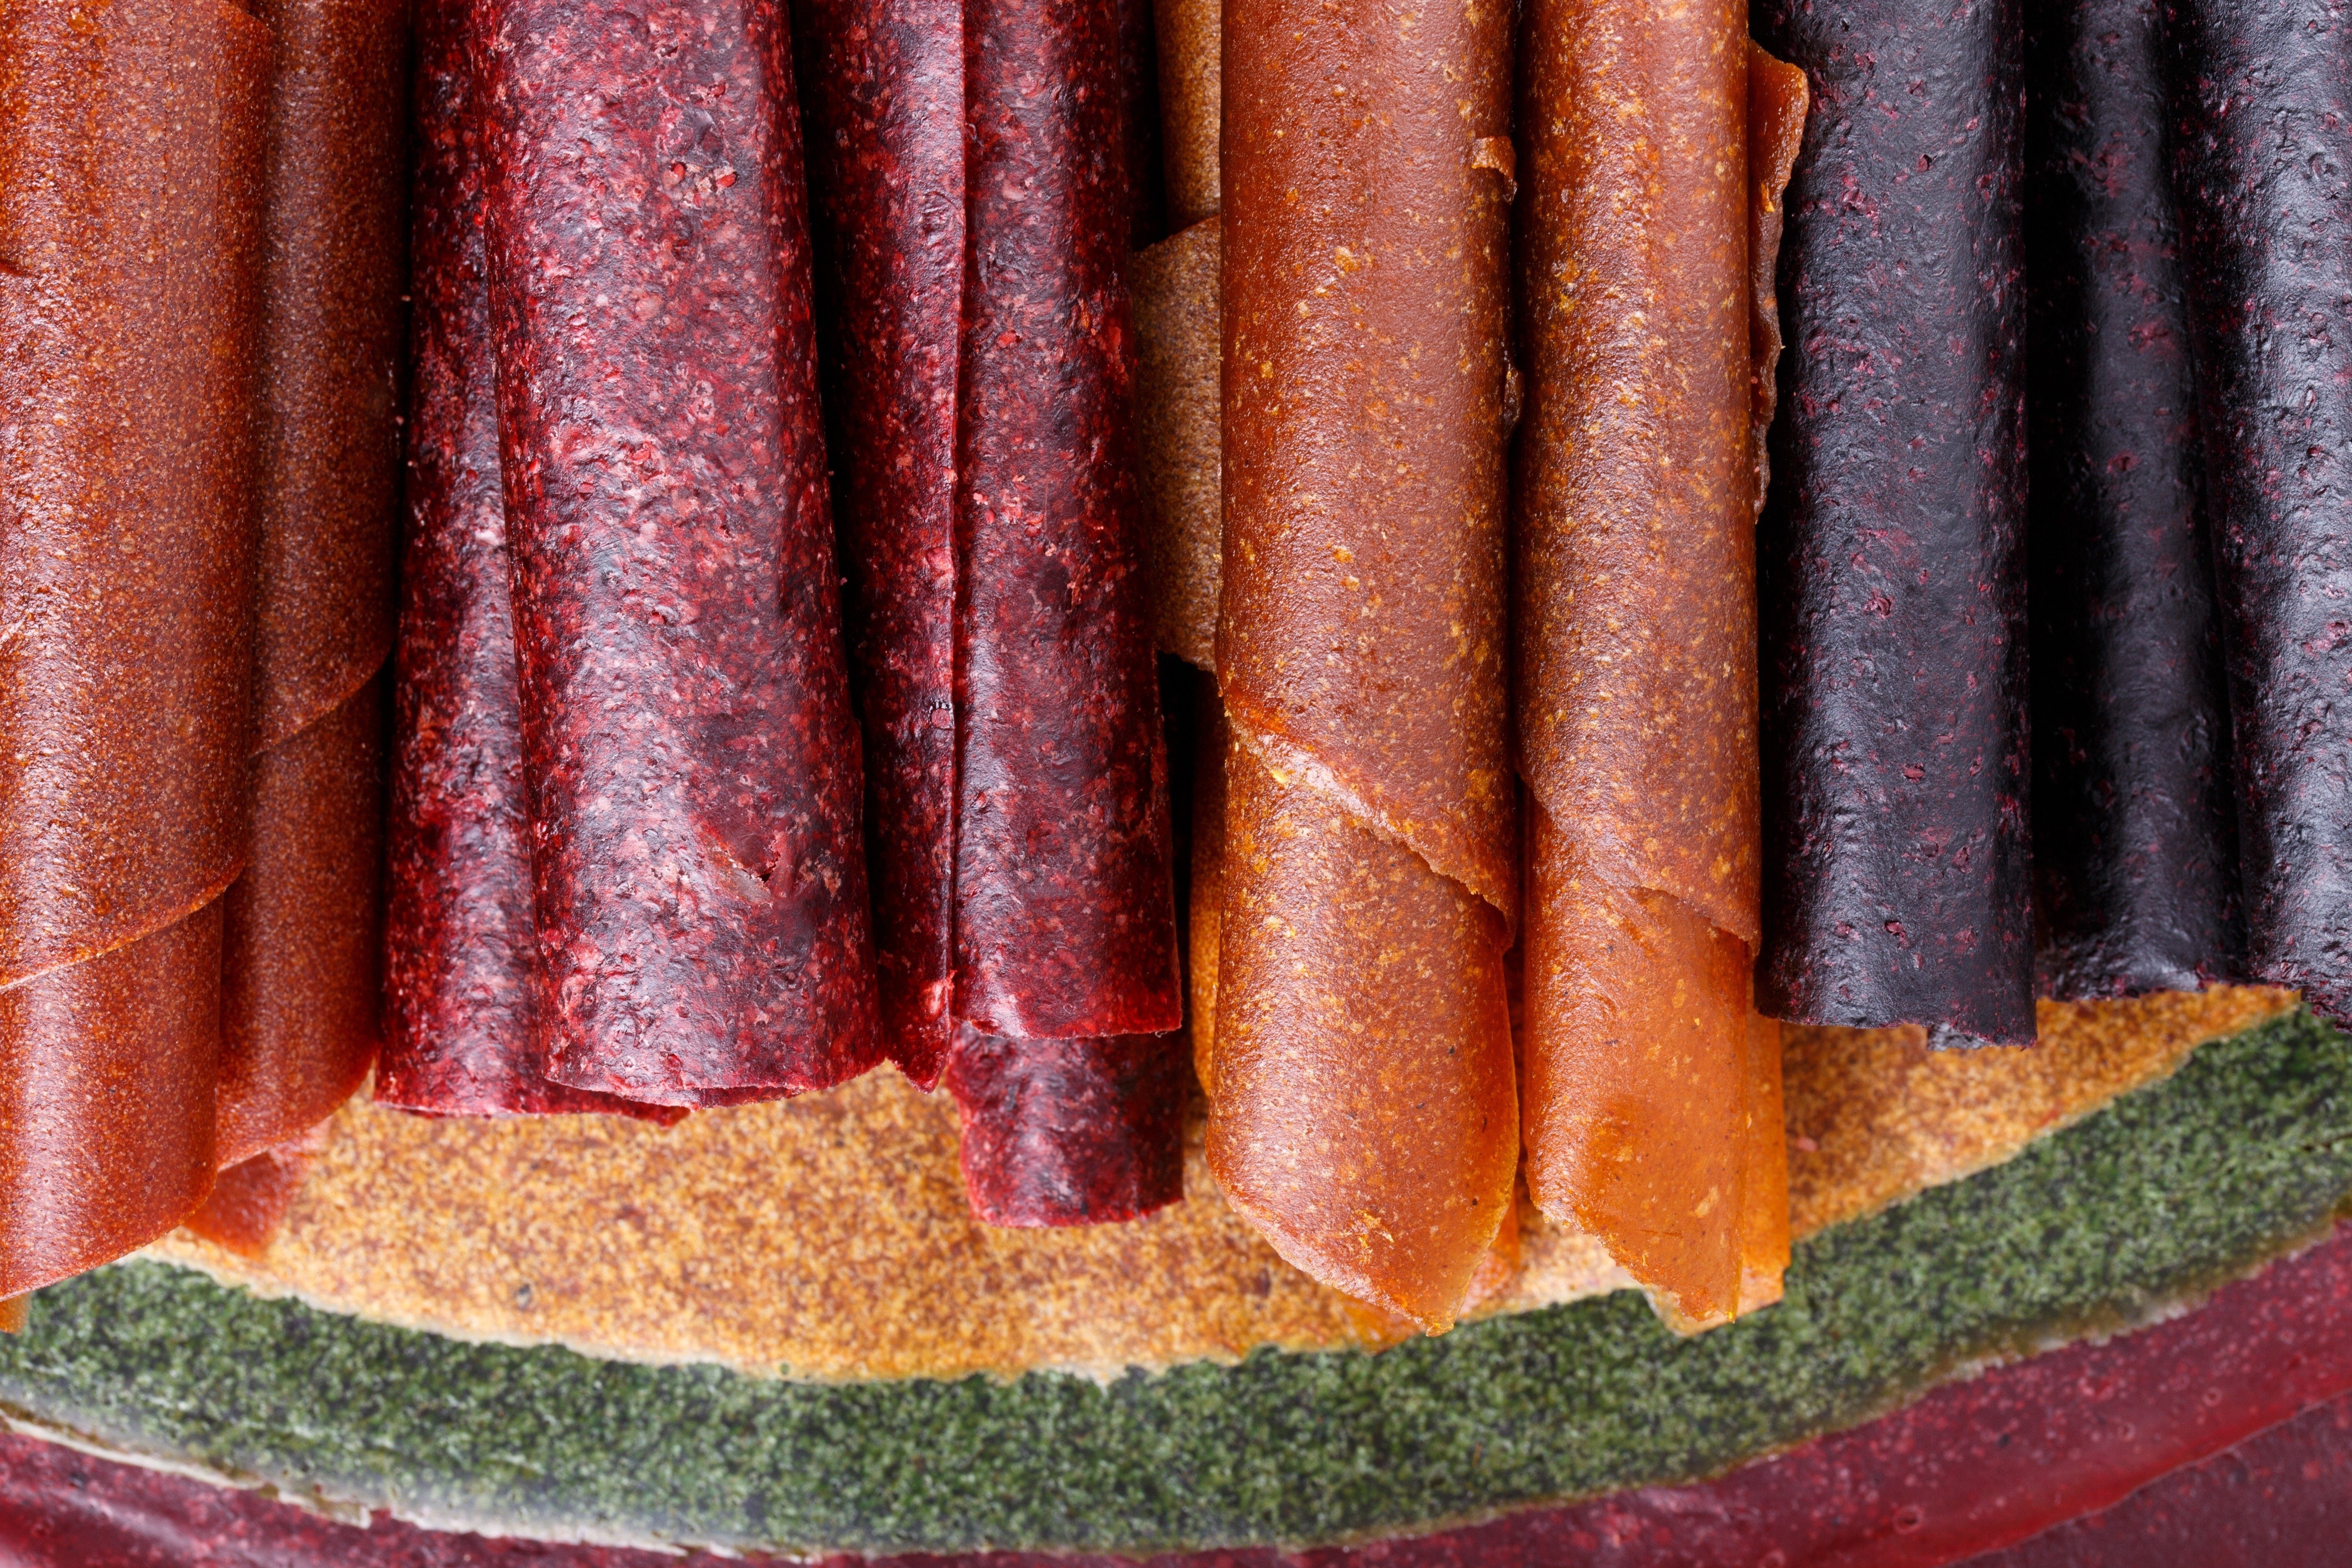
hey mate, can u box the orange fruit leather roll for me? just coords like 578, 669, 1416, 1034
1512, 0, 1809, 1328
0, 0, 270, 1295
187, 0, 409, 1251
1212, 0, 1519, 1334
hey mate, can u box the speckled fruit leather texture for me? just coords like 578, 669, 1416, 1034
2, 1007, 2349, 1557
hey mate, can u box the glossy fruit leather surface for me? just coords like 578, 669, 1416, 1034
7, 1218, 2352, 1566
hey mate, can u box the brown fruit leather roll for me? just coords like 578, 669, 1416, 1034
210, 0, 410, 1173
796, 0, 1184, 1223
477, 0, 882, 1105
380, 0, 673, 1123
1214, 0, 1519, 1331
0, 0, 269, 1294
1512, 4, 1801, 1325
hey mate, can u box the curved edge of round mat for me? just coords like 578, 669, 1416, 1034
7, 1218, 2352, 1567
0, 1009, 2349, 1557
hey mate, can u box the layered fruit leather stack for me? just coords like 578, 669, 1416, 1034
0, 0, 270, 1294
1753, 0, 2035, 1047
2165, 0, 2352, 1025
190, 0, 412, 1250
795, 0, 1185, 1225
1207, 0, 1520, 1332
1514, 0, 1806, 1328
383, 0, 882, 1116
2025, 0, 2243, 1002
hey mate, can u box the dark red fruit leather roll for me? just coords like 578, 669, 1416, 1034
941, 1026, 1185, 1227
792, 0, 964, 1087
796, 0, 1184, 1224
953, 0, 1178, 1048
207, 0, 412, 1176
2165, 0, 2352, 1025
2024, 0, 2243, 1002
0, 0, 270, 1295
1751, 0, 2035, 1047
476, 0, 882, 1105
380, 0, 683, 1123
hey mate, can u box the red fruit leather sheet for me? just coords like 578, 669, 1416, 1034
207, 0, 412, 1176
795, 0, 1183, 1224
379, 0, 689, 1125
474, 0, 881, 1106
10, 1223, 2352, 1564
0, 0, 271, 1297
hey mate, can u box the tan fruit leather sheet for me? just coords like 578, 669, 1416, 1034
147, 988, 2288, 1381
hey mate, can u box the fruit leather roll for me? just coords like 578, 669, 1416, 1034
207, 0, 410, 1180
2165, 0, 2352, 1023
796, 0, 1184, 1224
0, 0, 269, 1292
1212, 0, 1519, 1332
381, 0, 683, 1125
2025, 0, 2241, 1000
1512, 0, 1802, 1325
476, 0, 882, 1105
1752, 0, 2034, 1047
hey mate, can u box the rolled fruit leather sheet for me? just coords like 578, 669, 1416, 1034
1751, 0, 2034, 1047
2023, 0, 2243, 1001
1213, 0, 1519, 1332
1513, 0, 1803, 1325
476, 0, 882, 1106
794, 0, 1185, 1225
378, 0, 686, 1125
2165, 0, 2352, 1025
0, 0, 270, 1294
187, 0, 412, 1255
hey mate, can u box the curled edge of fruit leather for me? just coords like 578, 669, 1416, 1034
0, 0, 271, 1296
477, 0, 882, 1103
210, 0, 412, 1171
379, 0, 686, 1125
942, 1026, 1187, 1226
180, 1123, 330, 1256
1209, 0, 1518, 1332
0, 0, 269, 993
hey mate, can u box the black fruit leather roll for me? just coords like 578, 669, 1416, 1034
2165, 0, 2352, 1023
2025, 0, 2242, 999
1753, 0, 2034, 1046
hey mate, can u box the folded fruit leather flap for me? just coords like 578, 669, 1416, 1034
2165, 0, 2352, 1025
2026, 0, 2243, 1002
477, 0, 882, 1105
380, 0, 681, 1124
0, 0, 270, 1295
1212, 0, 1518, 1330
796, 0, 1184, 1226
1753, 0, 2035, 1047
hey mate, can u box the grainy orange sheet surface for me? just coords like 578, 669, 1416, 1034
145, 988, 2289, 1381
